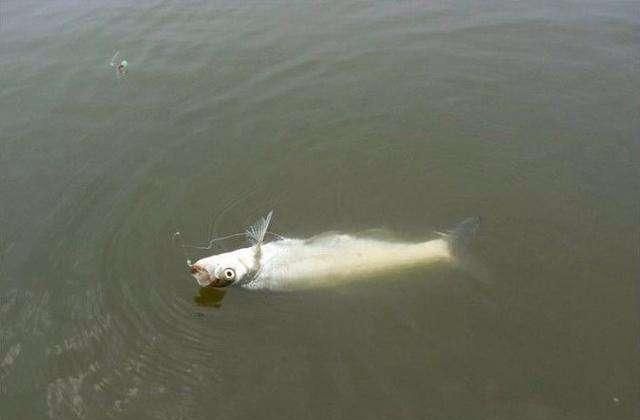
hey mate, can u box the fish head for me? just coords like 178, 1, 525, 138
189, 250, 251, 288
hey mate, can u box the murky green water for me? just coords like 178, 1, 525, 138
1, 1, 638, 419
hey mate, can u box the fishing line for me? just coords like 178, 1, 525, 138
181, 232, 248, 251
206, 186, 260, 245
171, 231, 194, 266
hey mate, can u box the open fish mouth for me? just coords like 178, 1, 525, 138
189, 265, 213, 287
189, 265, 234, 288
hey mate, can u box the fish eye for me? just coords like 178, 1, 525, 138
223, 268, 236, 280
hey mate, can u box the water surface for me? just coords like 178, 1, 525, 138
0, 1, 638, 419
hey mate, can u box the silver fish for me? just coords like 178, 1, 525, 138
189, 211, 480, 291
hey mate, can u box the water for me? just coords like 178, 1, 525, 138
1, 1, 638, 419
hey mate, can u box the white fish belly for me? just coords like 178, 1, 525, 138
251, 237, 452, 290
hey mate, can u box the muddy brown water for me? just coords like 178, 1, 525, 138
0, 1, 638, 419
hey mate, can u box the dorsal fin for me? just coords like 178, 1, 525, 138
246, 210, 274, 246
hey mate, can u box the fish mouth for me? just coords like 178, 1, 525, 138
189, 265, 213, 287
189, 265, 233, 288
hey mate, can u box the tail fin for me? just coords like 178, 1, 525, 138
442, 216, 492, 287
445, 216, 481, 259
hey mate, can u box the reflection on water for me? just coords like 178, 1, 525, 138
193, 286, 227, 308
0, 0, 637, 419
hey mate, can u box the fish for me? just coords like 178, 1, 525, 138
188, 211, 480, 291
